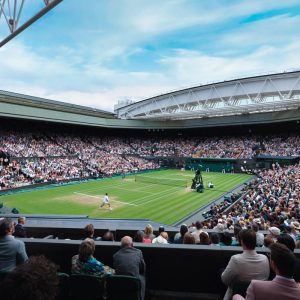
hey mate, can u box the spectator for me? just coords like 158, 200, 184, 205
143, 224, 155, 242
71, 238, 114, 277
134, 230, 145, 243
113, 236, 146, 300
190, 221, 203, 243
199, 232, 211, 245
263, 235, 274, 248
174, 224, 188, 244
221, 229, 269, 300
210, 233, 220, 246
13, 216, 27, 238
277, 234, 300, 282
83, 224, 95, 240
220, 232, 233, 246
101, 230, 115, 241
0, 218, 28, 272
183, 232, 196, 244
268, 227, 281, 242
152, 232, 168, 244
0, 255, 59, 300
233, 243, 300, 300
252, 223, 264, 247
232, 224, 242, 246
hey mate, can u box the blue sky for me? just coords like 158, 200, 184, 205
0, 0, 300, 112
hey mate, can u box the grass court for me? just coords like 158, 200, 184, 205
0, 169, 252, 225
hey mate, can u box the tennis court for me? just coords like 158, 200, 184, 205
0, 169, 252, 225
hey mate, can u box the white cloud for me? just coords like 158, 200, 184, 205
0, 1, 300, 114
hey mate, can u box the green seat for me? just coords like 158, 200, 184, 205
56, 272, 70, 300
69, 274, 104, 300
232, 280, 251, 297
106, 275, 141, 300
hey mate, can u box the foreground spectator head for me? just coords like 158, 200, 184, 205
0, 255, 58, 300
269, 243, 296, 277
239, 229, 256, 250
220, 232, 232, 246
158, 226, 165, 233
0, 217, 14, 236
144, 224, 153, 236
183, 232, 195, 244
195, 221, 202, 230
78, 238, 95, 262
18, 216, 26, 225
101, 230, 114, 241
210, 232, 220, 245
134, 230, 144, 243
121, 236, 133, 248
180, 224, 188, 236
199, 232, 211, 245
269, 226, 280, 237
277, 234, 296, 252
264, 235, 274, 248
83, 224, 94, 239
161, 232, 168, 241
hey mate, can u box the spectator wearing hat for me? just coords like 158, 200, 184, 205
221, 229, 269, 300
268, 227, 280, 242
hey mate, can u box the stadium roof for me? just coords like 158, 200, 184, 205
115, 71, 300, 120
0, 89, 115, 119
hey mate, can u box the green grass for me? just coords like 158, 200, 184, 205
0, 170, 252, 225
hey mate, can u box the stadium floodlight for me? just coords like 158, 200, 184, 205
0, 0, 62, 47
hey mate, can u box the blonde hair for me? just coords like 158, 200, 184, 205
144, 224, 153, 236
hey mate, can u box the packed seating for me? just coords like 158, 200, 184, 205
0, 128, 300, 190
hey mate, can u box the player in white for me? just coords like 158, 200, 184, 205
100, 193, 112, 210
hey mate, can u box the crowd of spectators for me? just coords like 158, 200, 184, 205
0, 129, 299, 190
200, 163, 300, 233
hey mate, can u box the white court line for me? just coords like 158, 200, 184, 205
73, 192, 138, 206
130, 186, 181, 204
112, 185, 155, 195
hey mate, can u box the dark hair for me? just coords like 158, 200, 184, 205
199, 232, 211, 245
220, 232, 232, 246
158, 226, 165, 233
183, 232, 195, 244
180, 224, 188, 236
252, 223, 259, 232
239, 229, 256, 250
210, 232, 220, 244
101, 230, 114, 241
79, 239, 95, 262
277, 234, 295, 252
264, 236, 274, 248
0, 218, 14, 237
270, 243, 296, 277
84, 224, 94, 238
195, 221, 202, 230
134, 230, 144, 243
0, 255, 58, 300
